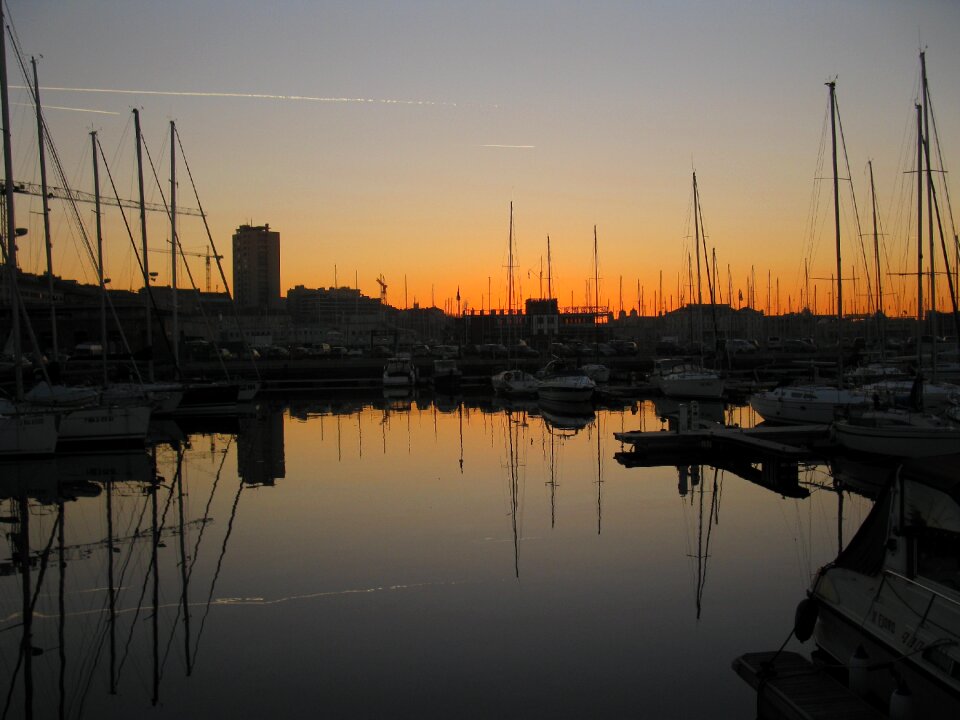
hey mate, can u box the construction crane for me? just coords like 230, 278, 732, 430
149, 246, 224, 292
376, 274, 388, 305
2, 179, 204, 217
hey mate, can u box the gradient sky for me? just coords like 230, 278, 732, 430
5, 1, 960, 317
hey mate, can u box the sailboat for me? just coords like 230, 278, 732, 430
0, 9, 57, 457
492, 202, 539, 398
660, 173, 724, 400
833, 55, 960, 455
18, 130, 152, 448
751, 83, 872, 424
580, 226, 610, 385
139, 120, 257, 416
832, 406, 960, 457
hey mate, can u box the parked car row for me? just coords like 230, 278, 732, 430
177, 338, 647, 362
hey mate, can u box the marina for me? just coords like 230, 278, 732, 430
1, 2, 959, 718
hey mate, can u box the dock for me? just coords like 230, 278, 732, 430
733, 651, 885, 720
614, 423, 832, 458
613, 420, 834, 497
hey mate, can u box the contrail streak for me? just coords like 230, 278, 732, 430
14, 85, 473, 108
13, 101, 119, 115
481, 144, 535, 149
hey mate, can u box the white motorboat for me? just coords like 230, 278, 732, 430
383, 356, 417, 388
649, 359, 723, 399
806, 456, 960, 716
537, 370, 596, 403
491, 369, 539, 397
580, 363, 610, 384
432, 358, 462, 389
659, 367, 724, 400
750, 385, 872, 425
832, 409, 960, 458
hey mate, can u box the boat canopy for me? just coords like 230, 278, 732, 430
833, 487, 891, 576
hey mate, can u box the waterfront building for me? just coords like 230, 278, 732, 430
233, 224, 281, 310
525, 298, 560, 338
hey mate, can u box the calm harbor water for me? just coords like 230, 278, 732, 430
1, 395, 874, 719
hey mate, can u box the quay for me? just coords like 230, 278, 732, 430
614, 412, 834, 497
733, 652, 885, 720
614, 422, 833, 459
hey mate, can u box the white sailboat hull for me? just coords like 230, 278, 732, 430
56, 404, 152, 446
750, 386, 872, 425
0, 411, 58, 457
832, 414, 960, 458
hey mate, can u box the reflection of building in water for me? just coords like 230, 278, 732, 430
237, 411, 286, 486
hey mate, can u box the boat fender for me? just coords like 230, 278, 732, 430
889, 677, 914, 720
848, 645, 870, 698
793, 597, 818, 642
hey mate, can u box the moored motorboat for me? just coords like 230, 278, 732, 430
383, 356, 417, 388
807, 455, 960, 716
537, 368, 596, 403
492, 369, 539, 397
431, 358, 462, 390
660, 367, 724, 400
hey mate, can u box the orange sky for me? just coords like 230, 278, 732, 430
6, 1, 960, 318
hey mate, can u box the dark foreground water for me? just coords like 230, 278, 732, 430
0, 395, 873, 719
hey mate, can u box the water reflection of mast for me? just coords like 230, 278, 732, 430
595, 413, 603, 535
546, 422, 557, 529
151, 457, 160, 706
57, 497, 65, 720
695, 467, 721, 619
506, 411, 523, 579
176, 469, 192, 676
17, 489, 34, 719
106, 476, 117, 694
192, 473, 244, 666
458, 403, 464, 474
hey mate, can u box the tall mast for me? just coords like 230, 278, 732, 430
170, 120, 178, 371
134, 109, 153, 381
92, 131, 108, 387
869, 160, 881, 310
693, 171, 703, 347
508, 201, 513, 317
916, 103, 924, 370
869, 160, 884, 354
921, 51, 937, 380
31, 56, 57, 359
546, 235, 552, 300
593, 225, 599, 312
828, 81, 843, 385
594, 225, 600, 351
0, 2, 24, 400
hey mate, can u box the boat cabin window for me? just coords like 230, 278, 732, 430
915, 526, 960, 590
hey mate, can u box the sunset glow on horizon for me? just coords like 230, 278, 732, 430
5, 1, 960, 319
